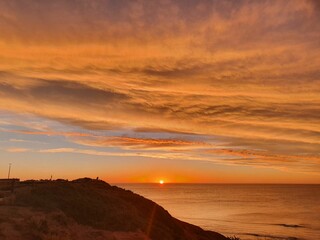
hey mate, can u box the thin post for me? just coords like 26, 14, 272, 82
8, 163, 11, 179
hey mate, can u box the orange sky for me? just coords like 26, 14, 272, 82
0, 0, 319, 183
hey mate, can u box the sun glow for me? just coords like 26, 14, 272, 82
159, 180, 164, 184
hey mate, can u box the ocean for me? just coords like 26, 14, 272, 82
118, 184, 320, 240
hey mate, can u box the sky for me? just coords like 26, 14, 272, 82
0, 0, 319, 183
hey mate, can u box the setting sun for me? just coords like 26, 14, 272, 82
159, 180, 164, 185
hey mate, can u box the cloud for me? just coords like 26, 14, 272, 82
72, 135, 210, 150
38, 147, 210, 162
6, 148, 30, 153
1, 111, 319, 174
9, 138, 47, 144
205, 148, 320, 174
1, 128, 91, 137
0, 78, 129, 107
0, 0, 319, 179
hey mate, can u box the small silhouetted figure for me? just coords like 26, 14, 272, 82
96, 177, 99, 180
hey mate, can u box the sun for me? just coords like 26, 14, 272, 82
159, 180, 164, 184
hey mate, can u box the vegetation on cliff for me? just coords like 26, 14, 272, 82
0, 178, 237, 240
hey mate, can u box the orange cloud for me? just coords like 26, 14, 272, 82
0, 0, 319, 181
6, 148, 30, 153
73, 135, 209, 150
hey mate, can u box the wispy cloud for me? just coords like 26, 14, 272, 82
73, 135, 210, 150
0, 0, 319, 181
38, 147, 210, 162
6, 148, 30, 153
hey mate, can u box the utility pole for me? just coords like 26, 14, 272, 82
8, 163, 11, 179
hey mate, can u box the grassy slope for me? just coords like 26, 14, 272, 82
11, 178, 233, 240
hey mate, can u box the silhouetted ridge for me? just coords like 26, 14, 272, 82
13, 178, 230, 240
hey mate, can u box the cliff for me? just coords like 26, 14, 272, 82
0, 178, 234, 240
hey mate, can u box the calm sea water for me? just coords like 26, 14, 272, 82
117, 184, 320, 240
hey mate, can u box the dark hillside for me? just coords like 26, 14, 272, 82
9, 178, 230, 240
